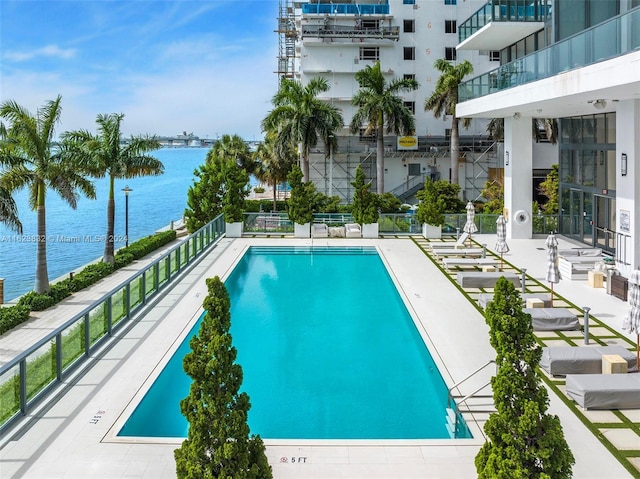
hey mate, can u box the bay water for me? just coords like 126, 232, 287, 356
0, 148, 208, 302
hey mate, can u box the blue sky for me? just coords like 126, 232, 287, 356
0, 0, 279, 140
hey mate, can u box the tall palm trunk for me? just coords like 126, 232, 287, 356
35, 183, 49, 293
272, 179, 277, 212
104, 176, 115, 264
301, 143, 310, 183
451, 116, 460, 187
376, 123, 385, 194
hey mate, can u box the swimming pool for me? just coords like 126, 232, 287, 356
118, 246, 471, 439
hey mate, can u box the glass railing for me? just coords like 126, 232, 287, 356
459, 0, 551, 44
301, 2, 389, 15
459, 7, 640, 102
0, 215, 225, 434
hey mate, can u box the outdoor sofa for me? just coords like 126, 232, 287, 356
523, 307, 580, 331
478, 292, 552, 309
456, 272, 521, 289
566, 373, 640, 409
540, 346, 637, 376
345, 223, 361, 238
557, 248, 605, 280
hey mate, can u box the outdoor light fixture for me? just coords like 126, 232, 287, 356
505, 151, 510, 166
592, 99, 607, 110
621, 153, 628, 176
122, 185, 133, 247
513, 112, 521, 119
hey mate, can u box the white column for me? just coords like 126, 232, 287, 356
504, 115, 533, 239
614, 99, 640, 276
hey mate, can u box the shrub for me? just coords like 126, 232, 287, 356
48, 281, 73, 302
0, 305, 31, 335
70, 262, 115, 291
17, 291, 57, 311
114, 252, 135, 270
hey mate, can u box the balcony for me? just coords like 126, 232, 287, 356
458, 0, 550, 51
458, 7, 640, 103
301, 2, 390, 15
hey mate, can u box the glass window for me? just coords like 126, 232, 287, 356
582, 116, 596, 144
594, 151, 606, 189
404, 19, 415, 33
403, 0, 416, 4
404, 74, 416, 81
404, 47, 415, 60
606, 113, 616, 143
445, 20, 456, 33
404, 101, 416, 114
489, 50, 500, 61
606, 150, 616, 190
360, 47, 380, 61
445, 47, 456, 60
594, 114, 606, 143
444, 0, 456, 4
581, 150, 595, 186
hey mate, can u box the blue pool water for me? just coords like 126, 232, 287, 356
118, 247, 471, 439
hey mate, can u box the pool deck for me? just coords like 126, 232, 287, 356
0, 235, 638, 478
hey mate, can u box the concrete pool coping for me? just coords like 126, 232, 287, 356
0, 237, 635, 478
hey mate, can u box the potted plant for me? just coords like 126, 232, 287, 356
286, 165, 314, 238
416, 179, 459, 239
351, 165, 379, 238
222, 160, 250, 238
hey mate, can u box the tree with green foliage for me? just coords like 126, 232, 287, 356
0, 96, 96, 293
219, 158, 250, 223
0, 132, 22, 233
262, 77, 343, 182
350, 61, 419, 194
286, 164, 315, 225
416, 179, 463, 226
253, 132, 296, 212
538, 164, 559, 214
175, 276, 272, 479
424, 59, 473, 187
350, 165, 379, 224
184, 162, 223, 233
210, 134, 256, 174
62, 113, 163, 264
476, 277, 574, 479
480, 180, 504, 214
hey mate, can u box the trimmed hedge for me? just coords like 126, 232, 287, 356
0, 305, 31, 335
7, 229, 178, 331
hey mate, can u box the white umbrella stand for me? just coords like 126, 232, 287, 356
495, 215, 509, 271
545, 233, 561, 306
463, 201, 478, 247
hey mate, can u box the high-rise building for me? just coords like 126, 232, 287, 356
456, 0, 639, 275
277, 0, 503, 202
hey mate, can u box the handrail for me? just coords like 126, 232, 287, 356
448, 359, 496, 395
0, 214, 225, 434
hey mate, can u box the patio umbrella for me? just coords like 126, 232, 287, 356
463, 201, 478, 247
495, 215, 509, 270
545, 233, 561, 305
623, 269, 640, 368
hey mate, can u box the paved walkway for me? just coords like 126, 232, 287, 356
0, 234, 638, 478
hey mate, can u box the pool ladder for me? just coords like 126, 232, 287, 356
446, 360, 496, 438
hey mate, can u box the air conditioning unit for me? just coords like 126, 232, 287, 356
354, 57, 359, 64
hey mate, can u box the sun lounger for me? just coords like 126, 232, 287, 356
432, 248, 485, 257
540, 346, 637, 376
478, 292, 552, 309
456, 272, 521, 288
523, 307, 580, 331
345, 223, 361, 238
443, 258, 498, 271
427, 232, 470, 249
566, 373, 640, 409
312, 223, 328, 238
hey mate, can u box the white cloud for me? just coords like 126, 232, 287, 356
4, 44, 76, 62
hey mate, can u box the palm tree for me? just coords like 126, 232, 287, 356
253, 132, 296, 212
486, 117, 558, 144
350, 61, 418, 194
0, 96, 96, 293
62, 113, 162, 265
0, 125, 23, 233
209, 134, 256, 173
262, 77, 343, 183
424, 59, 474, 187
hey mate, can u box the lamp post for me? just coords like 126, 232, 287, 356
122, 185, 132, 247
328, 135, 334, 197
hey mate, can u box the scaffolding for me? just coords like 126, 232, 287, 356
276, 0, 297, 79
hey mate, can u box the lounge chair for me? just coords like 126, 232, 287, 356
566, 373, 640, 409
427, 232, 470, 249
312, 223, 328, 238
478, 292, 552, 309
523, 307, 580, 331
443, 258, 498, 271
431, 248, 485, 257
345, 223, 361, 238
456, 272, 521, 288
540, 346, 637, 376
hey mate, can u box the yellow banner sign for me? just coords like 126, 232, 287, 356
397, 136, 418, 150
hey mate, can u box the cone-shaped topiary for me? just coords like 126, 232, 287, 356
475, 277, 574, 479
174, 276, 272, 479
286, 164, 315, 225
350, 165, 379, 224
